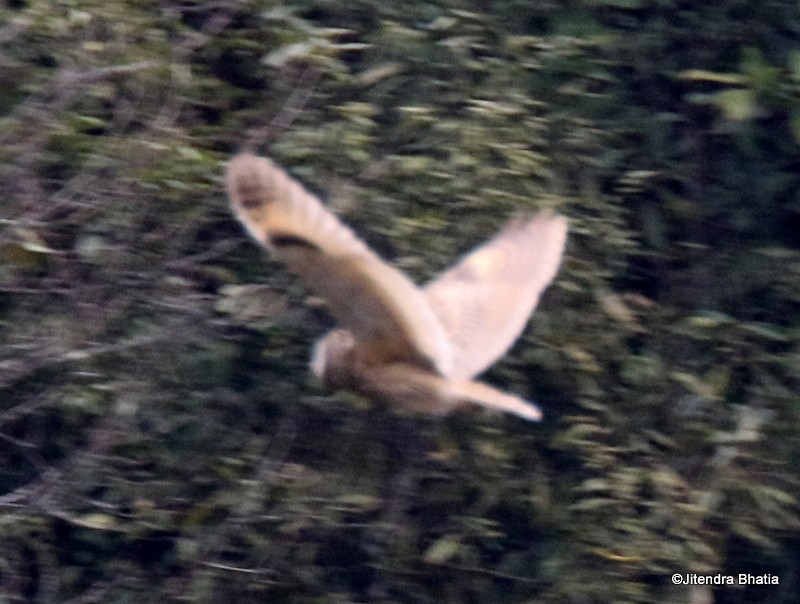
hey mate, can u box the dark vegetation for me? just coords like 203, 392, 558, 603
1, 0, 800, 602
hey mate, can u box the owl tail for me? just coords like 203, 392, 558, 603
445, 380, 543, 422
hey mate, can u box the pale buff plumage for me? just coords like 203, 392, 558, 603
226, 153, 568, 421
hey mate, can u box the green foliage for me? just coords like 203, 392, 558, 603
1, 0, 800, 602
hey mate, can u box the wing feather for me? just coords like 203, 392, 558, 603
226, 153, 453, 373
424, 212, 567, 379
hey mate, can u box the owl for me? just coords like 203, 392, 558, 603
226, 153, 567, 421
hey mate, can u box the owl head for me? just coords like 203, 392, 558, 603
310, 329, 358, 390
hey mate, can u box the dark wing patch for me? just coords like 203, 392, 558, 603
270, 233, 321, 250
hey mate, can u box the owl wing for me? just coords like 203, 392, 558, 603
424, 211, 567, 380
226, 154, 453, 374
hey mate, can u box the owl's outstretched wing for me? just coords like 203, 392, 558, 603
226, 153, 452, 374
424, 212, 567, 380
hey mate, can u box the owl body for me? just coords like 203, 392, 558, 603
309, 329, 537, 419
226, 153, 567, 422
310, 329, 448, 414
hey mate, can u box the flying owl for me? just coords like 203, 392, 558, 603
226, 153, 567, 421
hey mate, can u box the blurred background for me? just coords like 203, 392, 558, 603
1, 1, 799, 602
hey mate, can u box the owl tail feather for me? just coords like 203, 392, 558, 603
446, 380, 543, 422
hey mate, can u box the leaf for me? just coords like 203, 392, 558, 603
262, 42, 317, 67
0, 229, 57, 268
678, 69, 746, 85
336, 493, 379, 510
713, 88, 757, 122
577, 478, 610, 493
563, 345, 602, 373
670, 371, 718, 400
215, 284, 288, 325
686, 311, 734, 329
424, 534, 462, 564
65, 513, 118, 531
791, 108, 800, 145
594, 285, 638, 325
590, 547, 642, 562
569, 497, 618, 511
739, 322, 790, 342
